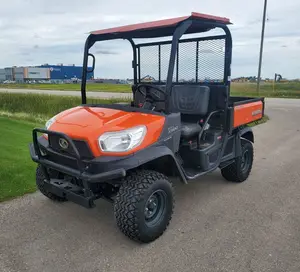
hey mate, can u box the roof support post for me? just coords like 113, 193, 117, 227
128, 39, 137, 84
81, 35, 95, 104
165, 20, 192, 112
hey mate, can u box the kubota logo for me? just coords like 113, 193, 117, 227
58, 138, 69, 149
252, 110, 262, 116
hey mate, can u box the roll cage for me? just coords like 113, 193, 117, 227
80, 12, 233, 111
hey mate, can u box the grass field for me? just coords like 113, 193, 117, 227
1, 82, 300, 98
0, 93, 127, 123
0, 83, 130, 93
0, 117, 42, 202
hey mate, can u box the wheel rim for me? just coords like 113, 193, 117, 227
241, 149, 250, 172
144, 190, 167, 227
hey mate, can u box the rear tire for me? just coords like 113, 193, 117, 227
221, 139, 253, 182
114, 170, 174, 243
36, 164, 67, 202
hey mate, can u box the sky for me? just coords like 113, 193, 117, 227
0, 0, 299, 79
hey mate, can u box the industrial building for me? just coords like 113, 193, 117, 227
0, 64, 94, 82
38, 64, 94, 80
0, 68, 15, 81
0, 69, 5, 81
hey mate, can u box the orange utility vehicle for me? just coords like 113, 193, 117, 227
29, 12, 265, 243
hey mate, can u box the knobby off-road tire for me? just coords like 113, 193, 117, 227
221, 139, 254, 183
36, 164, 67, 202
114, 170, 175, 243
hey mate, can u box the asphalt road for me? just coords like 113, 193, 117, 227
1, 98, 300, 272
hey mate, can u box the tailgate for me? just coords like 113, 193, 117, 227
232, 97, 265, 128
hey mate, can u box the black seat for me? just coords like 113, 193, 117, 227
169, 85, 210, 139
181, 122, 202, 139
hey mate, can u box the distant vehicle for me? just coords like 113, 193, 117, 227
71, 76, 81, 83
3, 80, 16, 84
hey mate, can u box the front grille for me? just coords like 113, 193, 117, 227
47, 152, 79, 169
48, 135, 94, 160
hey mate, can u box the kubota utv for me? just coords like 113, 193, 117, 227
29, 12, 265, 243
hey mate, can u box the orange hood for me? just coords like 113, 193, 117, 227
48, 106, 165, 157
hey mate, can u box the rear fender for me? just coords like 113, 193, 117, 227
235, 127, 254, 157
239, 127, 254, 143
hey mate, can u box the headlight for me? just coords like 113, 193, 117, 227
45, 116, 56, 129
99, 125, 147, 152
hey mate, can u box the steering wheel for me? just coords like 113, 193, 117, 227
135, 84, 166, 110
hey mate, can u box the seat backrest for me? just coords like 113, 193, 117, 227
207, 85, 228, 112
168, 85, 210, 115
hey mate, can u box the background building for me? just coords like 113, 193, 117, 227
0, 69, 5, 81
5, 68, 14, 81
14, 67, 25, 82
0, 64, 94, 82
38, 64, 94, 80
25, 67, 50, 81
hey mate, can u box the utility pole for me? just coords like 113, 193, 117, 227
257, 0, 268, 94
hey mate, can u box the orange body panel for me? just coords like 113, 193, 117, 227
233, 101, 263, 128
48, 106, 165, 157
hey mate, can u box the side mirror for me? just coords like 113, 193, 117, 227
87, 53, 95, 73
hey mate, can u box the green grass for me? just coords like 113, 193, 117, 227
1, 81, 300, 98
0, 83, 131, 93
0, 93, 129, 123
230, 82, 300, 98
0, 117, 42, 202
247, 115, 269, 127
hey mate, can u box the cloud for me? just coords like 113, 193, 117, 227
95, 50, 119, 55
0, 0, 299, 79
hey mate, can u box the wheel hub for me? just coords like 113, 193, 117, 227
144, 190, 166, 226
241, 149, 250, 172
145, 195, 158, 219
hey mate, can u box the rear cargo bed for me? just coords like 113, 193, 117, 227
229, 96, 265, 128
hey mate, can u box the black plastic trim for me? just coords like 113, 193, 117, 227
234, 127, 254, 157
232, 96, 264, 106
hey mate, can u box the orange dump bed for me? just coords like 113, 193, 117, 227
230, 97, 265, 128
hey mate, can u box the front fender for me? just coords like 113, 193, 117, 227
129, 145, 187, 184
91, 145, 187, 184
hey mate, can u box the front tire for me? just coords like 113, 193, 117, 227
36, 164, 67, 202
114, 170, 175, 243
221, 139, 254, 182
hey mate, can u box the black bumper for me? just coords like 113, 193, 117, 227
30, 142, 126, 183
29, 128, 127, 208
43, 178, 96, 208
30, 128, 126, 183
